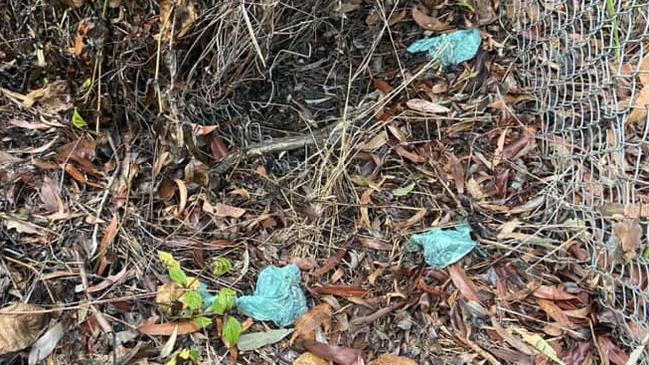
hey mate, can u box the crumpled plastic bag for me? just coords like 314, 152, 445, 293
408, 220, 476, 269
406, 28, 481, 68
236, 264, 308, 327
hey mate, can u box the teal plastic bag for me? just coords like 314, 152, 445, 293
406, 28, 481, 68
236, 264, 307, 327
409, 220, 476, 269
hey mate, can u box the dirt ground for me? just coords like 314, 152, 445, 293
0, 0, 643, 364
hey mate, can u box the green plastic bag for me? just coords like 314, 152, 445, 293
406, 28, 481, 68
236, 264, 307, 327
409, 220, 476, 269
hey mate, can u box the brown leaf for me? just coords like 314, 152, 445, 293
300, 340, 362, 365
448, 264, 481, 303
290, 257, 319, 271
359, 189, 373, 228
493, 128, 508, 167
537, 299, 577, 329
359, 132, 388, 152
564, 342, 592, 365
596, 336, 629, 365
394, 146, 426, 163
56, 138, 96, 163
314, 247, 348, 277
159, 0, 197, 42
86, 266, 128, 293
39, 177, 63, 212
489, 316, 534, 355
406, 98, 450, 114
373, 79, 393, 94
210, 134, 228, 160
411, 4, 451, 32
0, 303, 47, 355
369, 354, 417, 365
613, 220, 642, 262
213, 203, 246, 218
357, 237, 393, 251
312, 285, 367, 298
291, 304, 332, 344
501, 129, 535, 161
293, 352, 329, 365
448, 153, 464, 194
533, 285, 579, 301
137, 318, 200, 336
393, 208, 427, 229
97, 214, 118, 259
627, 54, 649, 124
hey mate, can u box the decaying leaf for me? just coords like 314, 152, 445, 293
537, 299, 577, 329
291, 304, 332, 344
359, 131, 388, 152
211, 202, 246, 218
533, 285, 578, 301
0, 303, 47, 355
511, 327, 566, 365
613, 219, 642, 262
301, 340, 362, 365
411, 4, 451, 32
155, 282, 184, 315
597, 336, 629, 365
369, 354, 417, 365
448, 264, 481, 303
406, 98, 450, 114
293, 352, 328, 365
627, 54, 649, 124
137, 318, 201, 336
159, 0, 197, 42
39, 177, 64, 212
28, 321, 64, 365
312, 285, 367, 298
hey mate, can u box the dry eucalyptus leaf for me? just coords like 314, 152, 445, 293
369, 354, 418, 365
0, 303, 47, 355
406, 98, 450, 114
290, 304, 332, 344
411, 4, 451, 32
28, 321, 64, 365
613, 220, 643, 262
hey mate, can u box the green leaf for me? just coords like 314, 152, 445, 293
211, 257, 233, 277
221, 317, 242, 348
71, 108, 87, 129
237, 328, 293, 351
392, 182, 416, 197
210, 288, 236, 314
82, 78, 92, 88
180, 290, 202, 313
192, 316, 212, 329
158, 251, 180, 268
168, 266, 187, 286
178, 348, 199, 363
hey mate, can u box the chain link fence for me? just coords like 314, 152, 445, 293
501, 0, 649, 359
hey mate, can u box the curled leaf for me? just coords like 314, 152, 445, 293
411, 4, 451, 32
291, 304, 332, 344
0, 303, 47, 355
212, 257, 233, 277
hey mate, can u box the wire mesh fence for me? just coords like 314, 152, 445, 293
501, 0, 649, 358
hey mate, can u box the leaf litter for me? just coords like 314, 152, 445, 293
0, 0, 643, 364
